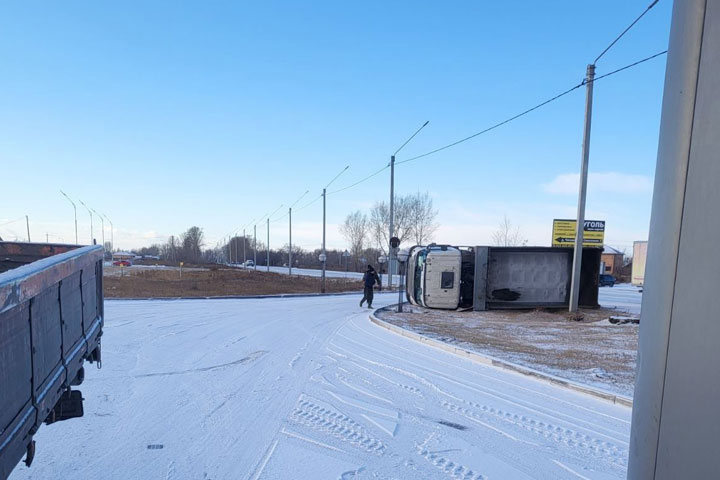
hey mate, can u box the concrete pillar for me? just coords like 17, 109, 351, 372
628, 1, 720, 478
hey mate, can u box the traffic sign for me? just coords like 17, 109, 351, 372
552, 219, 605, 247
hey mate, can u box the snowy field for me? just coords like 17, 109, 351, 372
598, 284, 642, 314
11, 295, 631, 479
235, 264, 394, 284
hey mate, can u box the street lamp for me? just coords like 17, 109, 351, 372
101, 213, 113, 261
91, 208, 105, 256
78, 199, 94, 244
396, 248, 410, 313
321, 166, 349, 293
342, 250, 350, 277
60, 190, 78, 244
389, 121, 429, 288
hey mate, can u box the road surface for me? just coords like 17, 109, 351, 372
11, 295, 630, 479
598, 284, 642, 314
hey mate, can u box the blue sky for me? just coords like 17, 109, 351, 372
0, 1, 672, 254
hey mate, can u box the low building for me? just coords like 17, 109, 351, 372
601, 245, 624, 275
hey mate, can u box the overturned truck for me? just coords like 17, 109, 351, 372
405, 245, 601, 310
0, 242, 104, 479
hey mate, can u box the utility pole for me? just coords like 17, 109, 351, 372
288, 207, 293, 275
25, 215, 30, 242
569, 64, 595, 313
388, 121, 429, 289
243, 229, 246, 266
79, 199, 93, 244
320, 168, 348, 294
267, 217, 270, 272
254, 224, 257, 271
321, 188, 327, 293
389, 155, 395, 288
60, 190, 78, 244
234, 234, 238, 265
91, 208, 104, 253
103, 213, 113, 261
287, 190, 307, 277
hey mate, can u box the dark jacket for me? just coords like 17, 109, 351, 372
363, 269, 381, 288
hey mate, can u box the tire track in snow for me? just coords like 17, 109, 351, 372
290, 396, 386, 455
336, 326, 629, 440
415, 434, 487, 480
351, 316, 630, 425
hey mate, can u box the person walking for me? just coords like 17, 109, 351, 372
360, 265, 381, 308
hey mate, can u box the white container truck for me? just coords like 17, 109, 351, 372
632, 241, 648, 286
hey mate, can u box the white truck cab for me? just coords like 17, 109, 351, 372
406, 245, 462, 310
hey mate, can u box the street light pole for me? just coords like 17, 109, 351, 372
25, 215, 30, 242
320, 168, 349, 294
389, 155, 395, 288
254, 224, 257, 271
288, 207, 293, 275
102, 213, 113, 261
389, 121, 429, 289
569, 64, 596, 313
267, 217, 270, 272
91, 209, 104, 253
243, 229, 246, 266
322, 188, 327, 293
78, 199, 93, 244
287, 190, 307, 277
60, 190, 78, 244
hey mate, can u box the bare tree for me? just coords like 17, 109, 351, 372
180, 226, 204, 263
491, 215, 527, 246
368, 196, 415, 254
408, 191, 439, 245
339, 211, 368, 270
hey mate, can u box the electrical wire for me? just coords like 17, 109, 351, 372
594, 0, 661, 64
396, 50, 667, 167
396, 82, 584, 166
0, 216, 24, 227
591, 50, 667, 83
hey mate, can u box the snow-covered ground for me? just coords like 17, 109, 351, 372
11, 295, 631, 479
235, 264, 380, 281
598, 283, 642, 314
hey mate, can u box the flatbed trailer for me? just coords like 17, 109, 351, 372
0, 242, 104, 479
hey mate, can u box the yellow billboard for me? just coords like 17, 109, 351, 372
552, 219, 605, 247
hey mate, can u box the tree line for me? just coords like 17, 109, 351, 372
132, 192, 439, 272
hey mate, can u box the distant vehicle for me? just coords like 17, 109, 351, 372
113, 260, 131, 267
0, 242, 104, 478
632, 241, 648, 286
599, 274, 616, 287
244, 260, 255, 268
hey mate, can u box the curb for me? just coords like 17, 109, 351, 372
106, 291, 396, 302
369, 308, 633, 408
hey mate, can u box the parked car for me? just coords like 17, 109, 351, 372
113, 260, 131, 267
599, 274, 616, 287
244, 260, 255, 268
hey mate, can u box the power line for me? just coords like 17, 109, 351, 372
591, 50, 667, 83
396, 50, 667, 167
594, 0, 661, 64
397, 83, 584, 166
0, 216, 24, 228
